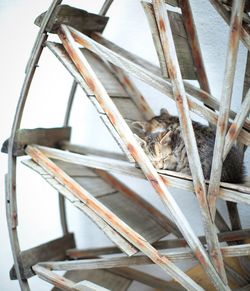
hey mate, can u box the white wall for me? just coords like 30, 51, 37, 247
0, 1, 249, 290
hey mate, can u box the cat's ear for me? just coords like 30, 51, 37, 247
159, 131, 173, 146
160, 108, 170, 118
134, 134, 147, 148
130, 121, 148, 137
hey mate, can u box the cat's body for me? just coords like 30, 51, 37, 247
132, 109, 245, 183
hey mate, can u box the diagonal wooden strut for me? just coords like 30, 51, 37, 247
152, 0, 227, 284
26, 145, 203, 291
208, 0, 245, 219
57, 23, 230, 290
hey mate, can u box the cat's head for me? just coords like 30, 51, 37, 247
130, 108, 171, 137
134, 131, 173, 169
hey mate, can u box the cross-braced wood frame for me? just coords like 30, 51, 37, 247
3, 0, 250, 290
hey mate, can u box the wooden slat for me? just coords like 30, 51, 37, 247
152, 0, 227, 285
51, 159, 98, 177
60, 141, 127, 161
34, 4, 108, 34
208, 0, 245, 218
22, 159, 137, 256
108, 63, 154, 121
33, 265, 110, 291
223, 88, 250, 159
1, 127, 71, 156
26, 145, 203, 290
99, 192, 168, 243
82, 49, 128, 97
59, 24, 229, 290
10, 233, 75, 280
51, 269, 131, 291
179, 0, 210, 93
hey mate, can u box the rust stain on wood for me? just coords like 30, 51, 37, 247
159, 18, 166, 32
228, 123, 237, 139
194, 248, 207, 268
230, 16, 241, 49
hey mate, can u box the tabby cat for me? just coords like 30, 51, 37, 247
131, 109, 245, 183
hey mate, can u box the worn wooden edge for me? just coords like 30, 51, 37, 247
2, 127, 71, 156
9, 233, 75, 280
34, 4, 109, 34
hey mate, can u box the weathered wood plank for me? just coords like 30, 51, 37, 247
108, 64, 154, 121
51, 269, 131, 291
110, 267, 183, 290
33, 265, 110, 291
1, 127, 71, 156
208, 0, 245, 218
95, 169, 182, 237
10, 233, 75, 280
152, 0, 227, 285
142, 1, 169, 78
83, 49, 128, 97
26, 145, 203, 290
99, 192, 168, 243
35, 5, 108, 34
179, 0, 210, 93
